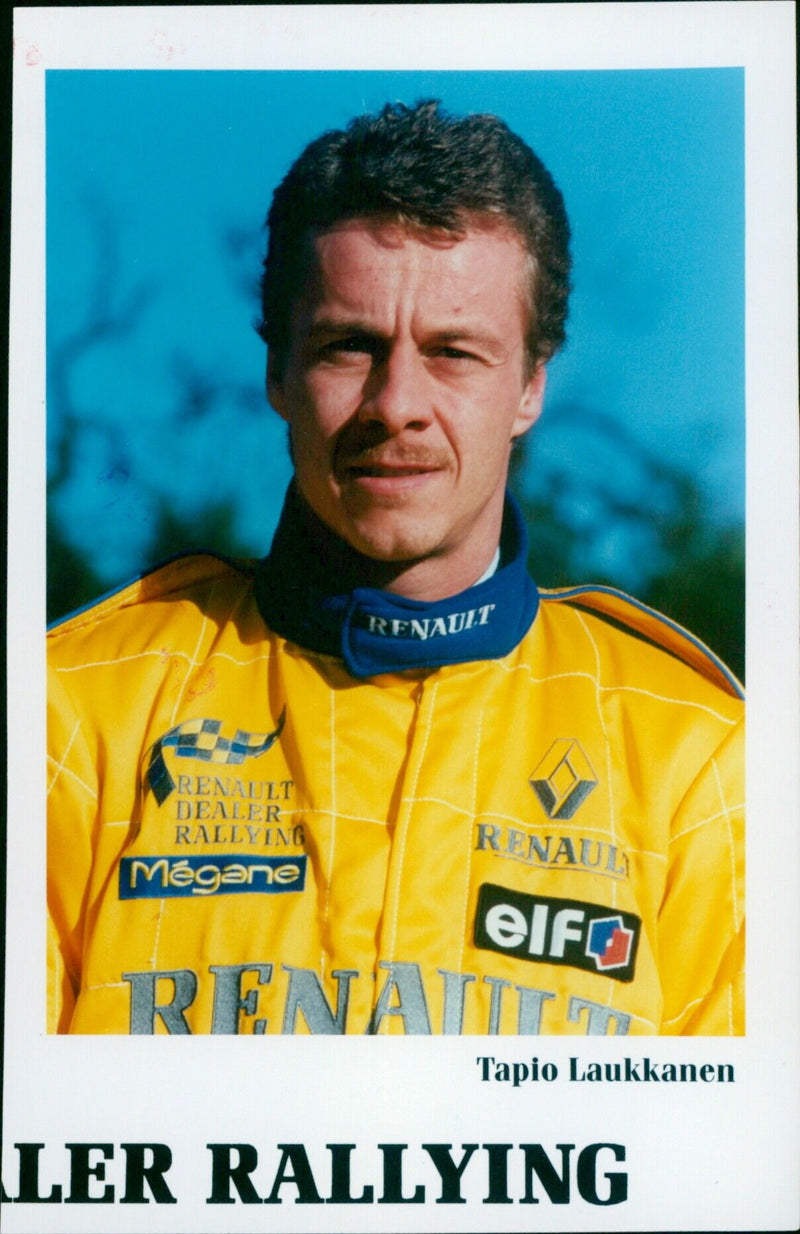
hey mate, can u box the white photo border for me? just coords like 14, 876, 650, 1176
5, 5, 799, 1232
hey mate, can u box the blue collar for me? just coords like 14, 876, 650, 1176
255, 487, 539, 679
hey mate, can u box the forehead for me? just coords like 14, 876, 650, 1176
295, 217, 530, 318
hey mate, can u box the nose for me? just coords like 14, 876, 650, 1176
358, 342, 433, 433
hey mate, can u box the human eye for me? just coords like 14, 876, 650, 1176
429, 343, 483, 369
319, 333, 380, 361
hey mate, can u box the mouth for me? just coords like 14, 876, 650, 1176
341, 458, 444, 496
347, 463, 437, 478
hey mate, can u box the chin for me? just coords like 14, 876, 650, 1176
345, 519, 441, 566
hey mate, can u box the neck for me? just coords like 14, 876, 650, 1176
289, 489, 500, 601
256, 485, 539, 677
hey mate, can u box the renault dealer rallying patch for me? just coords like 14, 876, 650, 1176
474, 883, 641, 982
145, 709, 286, 805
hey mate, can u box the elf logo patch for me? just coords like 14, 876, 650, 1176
474, 884, 640, 983
586, 916, 635, 971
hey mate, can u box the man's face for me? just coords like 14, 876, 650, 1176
268, 218, 545, 597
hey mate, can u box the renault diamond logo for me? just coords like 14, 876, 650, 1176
530, 739, 597, 819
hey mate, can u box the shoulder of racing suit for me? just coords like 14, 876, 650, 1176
539, 583, 744, 701
48, 554, 744, 706
47, 553, 257, 639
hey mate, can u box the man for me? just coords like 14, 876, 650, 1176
48, 100, 744, 1036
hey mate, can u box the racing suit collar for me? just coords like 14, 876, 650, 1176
255, 484, 539, 678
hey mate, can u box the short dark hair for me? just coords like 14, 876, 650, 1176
258, 100, 571, 375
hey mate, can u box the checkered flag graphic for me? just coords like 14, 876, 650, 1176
146, 708, 286, 805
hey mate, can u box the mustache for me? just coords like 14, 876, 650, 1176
334, 428, 448, 473
339, 446, 446, 470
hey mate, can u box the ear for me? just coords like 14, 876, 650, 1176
266, 351, 288, 421
510, 363, 547, 440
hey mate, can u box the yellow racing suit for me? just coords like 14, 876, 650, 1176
47, 494, 744, 1035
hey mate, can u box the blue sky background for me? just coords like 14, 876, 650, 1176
46, 69, 744, 592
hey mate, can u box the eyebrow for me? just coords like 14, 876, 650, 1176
305, 319, 376, 341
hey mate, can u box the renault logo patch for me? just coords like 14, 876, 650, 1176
530, 738, 597, 819
474, 884, 640, 982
